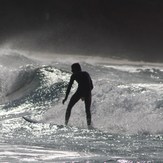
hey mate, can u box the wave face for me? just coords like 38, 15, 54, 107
0, 50, 163, 134
0, 49, 163, 162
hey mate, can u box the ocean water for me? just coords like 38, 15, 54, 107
0, 49, 163, 162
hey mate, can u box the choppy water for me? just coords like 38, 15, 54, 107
0, 49, 163, 162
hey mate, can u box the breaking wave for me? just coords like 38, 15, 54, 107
0, 50, 163, 134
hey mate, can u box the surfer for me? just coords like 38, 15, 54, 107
62, 63, 93, 128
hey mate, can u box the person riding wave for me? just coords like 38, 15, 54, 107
62, 63, 93, 128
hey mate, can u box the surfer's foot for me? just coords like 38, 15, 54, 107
88, 124, 94, 130
65, 120, 68, 126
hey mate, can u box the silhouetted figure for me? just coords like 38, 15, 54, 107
62, 63, 93, 128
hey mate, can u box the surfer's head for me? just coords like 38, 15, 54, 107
71, 63, 81, 73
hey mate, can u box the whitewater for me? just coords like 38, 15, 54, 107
0, 48, 163, 162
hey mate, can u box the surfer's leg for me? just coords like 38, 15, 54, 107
84, 95, 92, 126
65, 93, 80, 125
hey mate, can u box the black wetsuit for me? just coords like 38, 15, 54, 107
65, 71, 93, 126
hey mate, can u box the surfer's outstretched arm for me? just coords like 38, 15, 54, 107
62, 75, 74, 104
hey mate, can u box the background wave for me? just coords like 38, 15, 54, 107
0, 50, 163, 135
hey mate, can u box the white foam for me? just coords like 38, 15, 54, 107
0, 143, 99, 162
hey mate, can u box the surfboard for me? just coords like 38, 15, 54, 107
22, 116, 40, 123
22, 116, 65, 128
23, 116, 96, 130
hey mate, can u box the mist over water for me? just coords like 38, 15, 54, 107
0, 0, 163, 62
